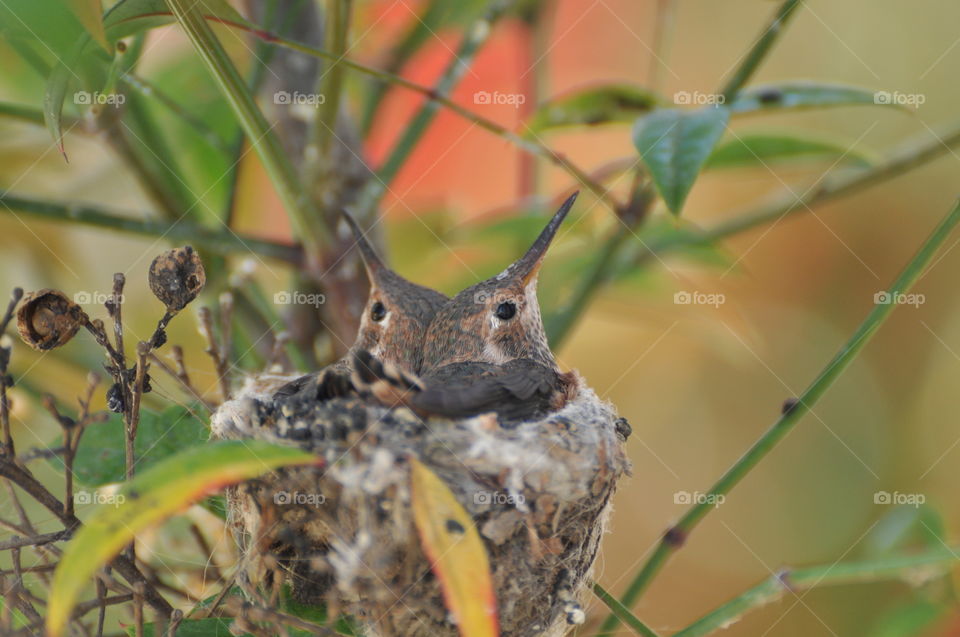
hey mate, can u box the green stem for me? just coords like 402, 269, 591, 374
281, 3, 614, 210
120, 72, 233, 154
546, 223, 630, 346
718, 0, 803, 102
551, 121, 960, 346
674, 547, 960, 637
356, 0, 512, 212
706, 130, 960, 243
153, 15, 613, 211
312, 0, 351, 159
0, 101, 54, 127
0, 192, 301, 263
112, 93, 197, 221
598, 197, 960, 634
358, 0, 447, 135
592, 583, 660, 637
164, 0, 328, 261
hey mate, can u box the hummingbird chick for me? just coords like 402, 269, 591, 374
353, 192, 580, 423
274, 212, 449, 401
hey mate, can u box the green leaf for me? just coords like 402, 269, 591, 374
42, 0, 251, 153
51, 405, 208, 487
47, 440, 318, 637
103, 0, 249, 42
632, 107, 730, 215
705, 133, 872, 169
66, 0, 109, 51
134, 618, 247, 637
869, 599, 945, 637
730, 82, 912, 114
280, 584, 361, 636
526, 84, 661, 135
864, 504, 947, 557
0, 597, 29, 629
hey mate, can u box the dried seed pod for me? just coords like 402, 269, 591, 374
148, 246, 205, 312
16, 289, 88, 351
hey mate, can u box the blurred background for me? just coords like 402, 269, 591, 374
2, 0, 960, 635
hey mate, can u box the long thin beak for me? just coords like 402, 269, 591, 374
341, 211, 386, 281
506, 191, 578, 286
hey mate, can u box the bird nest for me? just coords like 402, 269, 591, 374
212, 372, 631, 637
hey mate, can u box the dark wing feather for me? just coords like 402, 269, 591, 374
416, 359, 558, 422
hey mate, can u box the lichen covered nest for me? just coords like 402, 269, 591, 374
212, 373, 631, 637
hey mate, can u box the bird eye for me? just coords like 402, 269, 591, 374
370, 301, 387, 322
495, 301, 516, 320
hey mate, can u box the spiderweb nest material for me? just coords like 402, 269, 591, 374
212, 372, 631, 637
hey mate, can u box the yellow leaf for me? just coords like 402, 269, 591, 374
410, 458, 499, 637
46, 441, 317, 636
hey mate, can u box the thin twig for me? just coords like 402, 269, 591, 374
675, 547, 960, 637
0, 192, 303, 263
0, 459, 174, 617
198, 307, 231, 402
551, 119, 960, 348
0, 287, 23, 456
188, 522, 222, 583
219, 293, 234, 377
0, 531, 70, 551
718, 0, 804, 102
592, 582, 660, 637
133, 583, 145, 637
149, 352, 214, 412
599, 198, 960, 634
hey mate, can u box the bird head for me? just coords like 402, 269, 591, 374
421, 192, 578, 373
343, 212, 449, 373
